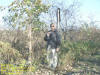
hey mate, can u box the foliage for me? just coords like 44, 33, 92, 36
58, 27, 100, 72
4, 0, 49, 30
0, 41, 38, 75
0, 41, 23, 64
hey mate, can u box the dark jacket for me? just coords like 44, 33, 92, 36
44, 29, 61, 49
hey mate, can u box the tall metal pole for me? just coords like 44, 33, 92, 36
57, 8, 61, 68
57, 8, 60, 30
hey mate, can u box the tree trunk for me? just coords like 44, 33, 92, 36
28, 24, 32, 64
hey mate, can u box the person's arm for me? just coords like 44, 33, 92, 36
56, 32, 61, 46
56, 32, 61, 52
56, 47, 60, 52
44, 32, 51, 41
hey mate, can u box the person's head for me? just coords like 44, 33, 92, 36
50, 23, 56, 31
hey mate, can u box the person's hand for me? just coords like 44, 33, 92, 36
47, 32, 51, 37
56, 48, 60, 52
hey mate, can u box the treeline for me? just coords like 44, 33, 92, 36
0, 26, 100, 75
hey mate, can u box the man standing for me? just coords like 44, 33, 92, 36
44, 23, 61, 70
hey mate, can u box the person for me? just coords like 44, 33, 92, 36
44, 23, 61, 70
